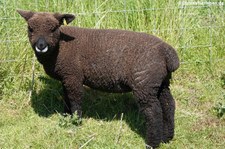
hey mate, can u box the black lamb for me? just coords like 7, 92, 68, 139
17, 10, 179, 148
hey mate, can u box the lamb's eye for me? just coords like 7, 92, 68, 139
52, 27, 58, 32
28, 26, 33, 33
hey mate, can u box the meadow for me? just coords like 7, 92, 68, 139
0, 0, 224, 148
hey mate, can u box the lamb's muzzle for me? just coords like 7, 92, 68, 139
35, 37, 48, 53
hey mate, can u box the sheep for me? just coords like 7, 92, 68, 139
17, 10, 179, 148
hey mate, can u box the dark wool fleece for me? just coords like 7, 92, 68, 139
17, 10, 179, 148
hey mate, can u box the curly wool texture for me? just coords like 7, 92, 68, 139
18, 10, 179, 148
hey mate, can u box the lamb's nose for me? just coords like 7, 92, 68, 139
36, 38, 47, 50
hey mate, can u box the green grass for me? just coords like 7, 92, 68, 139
0, 0, 225, 148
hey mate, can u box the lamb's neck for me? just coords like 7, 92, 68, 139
36, 50, 57, 65
36, 50, 61, 80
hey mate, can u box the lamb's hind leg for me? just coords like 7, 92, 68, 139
134, 87, 163, 148
158, 75, 175, 143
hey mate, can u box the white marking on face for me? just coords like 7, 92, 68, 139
35, 46, 48, 53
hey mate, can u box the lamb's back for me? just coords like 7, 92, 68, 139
76, 28, 178, 72
59, 27, 179, 91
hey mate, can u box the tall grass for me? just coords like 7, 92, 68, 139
0, 0, 224, 148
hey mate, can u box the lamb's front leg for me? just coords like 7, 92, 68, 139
62, 76, 83, 117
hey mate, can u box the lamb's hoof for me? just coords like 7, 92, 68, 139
146, 144, 158, 149
162, 133, 174, 143
64, 106, 72, 115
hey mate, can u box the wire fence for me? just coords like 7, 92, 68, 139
0, 0, 224, 103
0, 0, 224, 64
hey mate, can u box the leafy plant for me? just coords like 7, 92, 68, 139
222, 72, 225, 89
213, 102, 225, 118
58, 112, 82, 128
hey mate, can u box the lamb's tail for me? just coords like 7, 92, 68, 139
164, 45, 180, 72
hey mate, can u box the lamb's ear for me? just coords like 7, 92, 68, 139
54, 13, 75, 25
17, 10, 34, 21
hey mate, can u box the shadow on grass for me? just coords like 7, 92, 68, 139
31, 76, 64, 117
31, 76, 145, 138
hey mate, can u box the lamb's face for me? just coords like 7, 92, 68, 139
27, 13, 61, 54
17, 10, 75, 55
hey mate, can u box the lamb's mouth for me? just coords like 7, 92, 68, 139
35, 46, 48, 53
